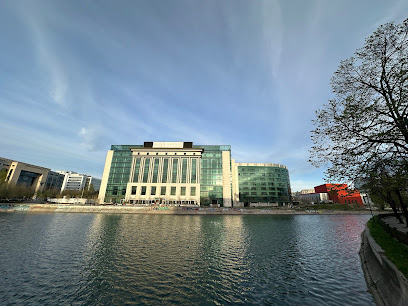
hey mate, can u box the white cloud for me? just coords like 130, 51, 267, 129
79, 126, 104, 152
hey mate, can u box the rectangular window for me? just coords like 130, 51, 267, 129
172, 159, 178, 183
131, 186, 137, 195
142, 158, 150, 183
181, 159, 187, 183
152, 158, 160, 183
141, 186, 146, 195
171, 186, 176, 195
113, 186, 118, 195
191, 159, 197, 183
191, 187, 196, 196
161, 186, 166, 196
181, 187, 186, 196
122, 188, 126, 195
151, 186, 156, 195
133, 158, 141, 182
162, 159, 169, 183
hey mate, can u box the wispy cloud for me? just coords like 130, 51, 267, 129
0, 0, 402, 183
18, 5, 69, 106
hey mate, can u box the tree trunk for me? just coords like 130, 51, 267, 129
386, 191, 404, 223
395, 189, 408, 227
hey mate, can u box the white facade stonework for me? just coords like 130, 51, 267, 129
125, 146, 203, 205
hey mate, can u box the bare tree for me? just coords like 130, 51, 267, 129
310, 19, 408, 222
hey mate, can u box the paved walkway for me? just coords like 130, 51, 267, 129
381, 215, 408, 234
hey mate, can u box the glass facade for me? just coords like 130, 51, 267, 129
45, 171, 64, 190
105, 145, 143, 203
142, 159, 150, 183
152, 159, 159, 183
194, 145, 231, 206
103, 143, 290, 207
238, 166, 291, 204
191, 159, 197, 184
133, 159, 141, 182
181, 159, 187, 183
17, 170, 39, 187
162, 159, 169, 183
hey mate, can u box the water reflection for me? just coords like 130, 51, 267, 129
293, 215, 372, 305
0, 213, 374, 305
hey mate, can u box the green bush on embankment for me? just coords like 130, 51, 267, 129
368, 216, 408, 278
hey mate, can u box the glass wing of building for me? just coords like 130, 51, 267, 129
104, 145, 143, 202
194, 145, 231, 206
237, 165, 291, 204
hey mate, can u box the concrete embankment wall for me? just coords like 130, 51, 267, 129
0, 204, 266, 215
360, 225, 408, 306
0, 204, 374, 215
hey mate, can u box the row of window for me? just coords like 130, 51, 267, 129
239, 167, 287, 172
241, 191, 280, 195
115, 186, 198, 197
130, 200, 197, 205
132, 158, 198, 184
135, 152, 198, 156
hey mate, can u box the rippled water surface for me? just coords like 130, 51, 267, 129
0, 213, 374, 305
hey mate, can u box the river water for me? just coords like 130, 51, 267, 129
0, 213, 374, 305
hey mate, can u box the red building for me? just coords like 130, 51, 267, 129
314, 184, 364, 206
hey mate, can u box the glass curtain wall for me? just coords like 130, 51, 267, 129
171, 159, 178, 183
238, 166, 290, 204
105, 145, 143, 203
195, 145, 231, 206
162, 159, 169, 183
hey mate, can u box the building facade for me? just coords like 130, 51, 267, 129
235, 163, 291, 206
57, 171, 101, 192
45, 171, 65, 190
299, 184, 364, 205
99, 142, 291, 207
0, 157, 50, 194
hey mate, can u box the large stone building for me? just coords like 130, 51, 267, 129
0, 157, 49, 194
98, 142, 291, 207
1, 157, 101, 196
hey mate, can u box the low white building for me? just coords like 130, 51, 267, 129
300, 189, 315, 194
57, 171, 101, 192
299, 192, 330, 204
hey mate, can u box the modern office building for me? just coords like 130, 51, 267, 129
99, 142, 291, 207
1, 157, 101, 196
0, 157, 49, 194
57, 171, 101, 192
45, 171, 65, 190
236, 163, 291, 205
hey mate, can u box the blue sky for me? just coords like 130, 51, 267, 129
1, 0, 407, 191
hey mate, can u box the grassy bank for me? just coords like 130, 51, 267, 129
368, 216, 408, 278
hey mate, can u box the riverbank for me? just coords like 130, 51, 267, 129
360, 217, 408, 306
0, 203, 376, 215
